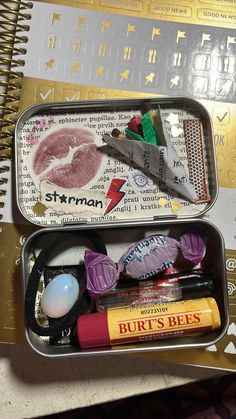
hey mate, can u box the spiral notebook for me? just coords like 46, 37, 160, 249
0, 0, 236, 370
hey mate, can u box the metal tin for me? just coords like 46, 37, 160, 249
21, 219, 229, 357
15, 97, 218, 226
15, 97, 229, 357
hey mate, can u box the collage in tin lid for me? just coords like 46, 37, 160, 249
15, 97, 217, 226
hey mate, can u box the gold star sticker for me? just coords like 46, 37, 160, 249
32, 202, 47, 216
171, 201, 182, 213
159, 198, 167, 207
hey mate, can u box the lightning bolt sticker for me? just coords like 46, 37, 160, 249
104, 178, 126, 215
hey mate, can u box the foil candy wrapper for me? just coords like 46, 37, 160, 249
118, 235, 179, 280
128, 116, 142, 135
85, 250, 119, 299
84, 232, 207, 297
179, 230, 206, 265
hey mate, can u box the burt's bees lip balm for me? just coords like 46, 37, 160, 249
77, 297, 221, 349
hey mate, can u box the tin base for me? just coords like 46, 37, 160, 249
22, 218, 229, 358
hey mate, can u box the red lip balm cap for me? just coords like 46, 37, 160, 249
77, 311, 110, 349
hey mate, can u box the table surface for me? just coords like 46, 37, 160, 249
0, 343, 225, 419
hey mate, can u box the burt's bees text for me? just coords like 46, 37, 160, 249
118, 311, 202, 335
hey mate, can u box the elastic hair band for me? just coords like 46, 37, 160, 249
25, 230, 107, 337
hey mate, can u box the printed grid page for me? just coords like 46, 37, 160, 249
21, 3, 236, 103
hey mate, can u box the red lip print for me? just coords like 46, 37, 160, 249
32, 127, 103, 189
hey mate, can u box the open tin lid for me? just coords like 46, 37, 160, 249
15, 97, 218, 227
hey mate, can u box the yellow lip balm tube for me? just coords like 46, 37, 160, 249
77, 297, 221, 348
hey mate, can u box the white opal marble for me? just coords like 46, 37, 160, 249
41, 273, 79, 318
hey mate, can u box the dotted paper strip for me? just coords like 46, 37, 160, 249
183, 119, 211, 203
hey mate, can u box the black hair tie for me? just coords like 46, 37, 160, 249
25, 230, 107, 337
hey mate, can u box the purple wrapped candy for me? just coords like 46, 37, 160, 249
118, 235, 179, 280
179, 230, 206, 265
84, 250, 119, 298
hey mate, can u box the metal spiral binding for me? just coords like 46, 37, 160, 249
0, 0, 33, 219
